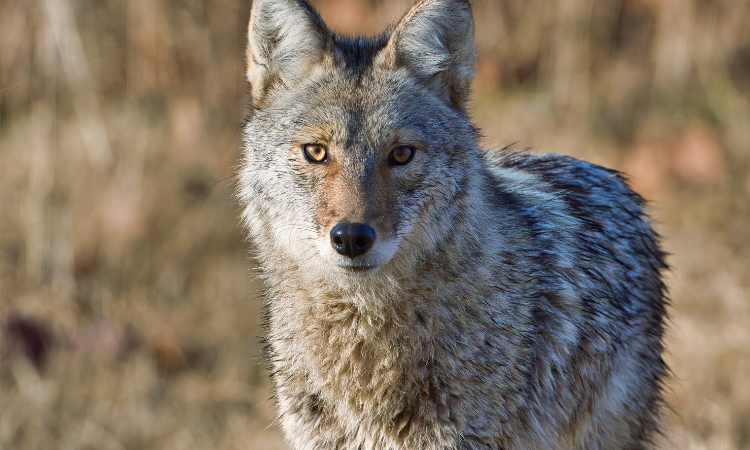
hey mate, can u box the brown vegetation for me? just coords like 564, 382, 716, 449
1, 0, 748, 448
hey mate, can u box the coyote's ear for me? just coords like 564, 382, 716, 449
381, 0, 475, 110
246, 0, 329, 106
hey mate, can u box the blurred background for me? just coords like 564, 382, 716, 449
1, 0, 748, 449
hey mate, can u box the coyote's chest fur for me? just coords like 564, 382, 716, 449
239, 0, 668, 449
264, 254, 535, 449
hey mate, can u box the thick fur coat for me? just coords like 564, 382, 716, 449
238, 1, 669, 449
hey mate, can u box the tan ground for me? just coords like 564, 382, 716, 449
1, 1, 748, 449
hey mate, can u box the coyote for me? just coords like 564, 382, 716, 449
238, 0, 669, 448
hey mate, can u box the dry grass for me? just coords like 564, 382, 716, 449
1, 1, 749, 449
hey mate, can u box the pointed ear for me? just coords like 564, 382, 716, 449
381, 0, 476, 110
246, 0, 329, 106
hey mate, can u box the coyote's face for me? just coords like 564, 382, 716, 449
241, 0, 478, 280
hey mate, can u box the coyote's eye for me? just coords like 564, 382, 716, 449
388, 145, 416, 166
302, 144, 328, 164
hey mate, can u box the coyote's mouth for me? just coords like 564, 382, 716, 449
337, 264, 377, 273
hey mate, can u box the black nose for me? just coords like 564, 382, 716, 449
330, 223, 376, 258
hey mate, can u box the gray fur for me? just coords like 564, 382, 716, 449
238, 1, 669, 449
246, 0, 329, 104
381, 0, 476, 108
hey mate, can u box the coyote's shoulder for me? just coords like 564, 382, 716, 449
488, 150, 666, 280
239, 1, 668, 449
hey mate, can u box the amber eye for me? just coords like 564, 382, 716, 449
302, 144, 328, 164
389, 145, 416, 166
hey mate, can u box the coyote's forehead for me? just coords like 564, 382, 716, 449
292, 78, 434, 142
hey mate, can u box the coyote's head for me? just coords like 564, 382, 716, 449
240, 0, 480, 281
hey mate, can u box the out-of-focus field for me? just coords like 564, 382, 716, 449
1, 1, 748, 449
